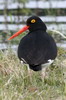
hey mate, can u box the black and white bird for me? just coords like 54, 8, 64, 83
8, 16, 57, 77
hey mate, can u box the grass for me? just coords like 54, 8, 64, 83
0, 48, 66, 100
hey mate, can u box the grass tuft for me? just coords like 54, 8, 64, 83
0, 48, 66, 100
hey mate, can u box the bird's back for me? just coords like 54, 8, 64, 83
18, 30, 57, 66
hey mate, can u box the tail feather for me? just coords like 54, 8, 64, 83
29, 64, 42, 71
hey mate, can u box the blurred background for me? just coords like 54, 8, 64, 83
0, 0, 66, 50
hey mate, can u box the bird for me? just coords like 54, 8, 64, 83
8, 16, 57, 77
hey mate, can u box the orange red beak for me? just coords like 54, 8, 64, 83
8, 26, 29, 40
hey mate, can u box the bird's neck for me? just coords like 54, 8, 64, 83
29, 27, 47, 33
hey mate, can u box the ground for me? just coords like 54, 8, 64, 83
0, 47, 66, 100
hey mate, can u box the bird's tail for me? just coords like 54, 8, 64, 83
29, 64, 42, 71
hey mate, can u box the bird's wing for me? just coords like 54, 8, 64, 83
18, 31, 57, 65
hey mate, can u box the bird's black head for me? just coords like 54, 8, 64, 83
26, 16, 47, 32
8, 16, 47, 40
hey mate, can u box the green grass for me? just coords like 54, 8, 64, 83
0, 48, 66, 100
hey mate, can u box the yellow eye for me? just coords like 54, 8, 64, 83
31, 19, 36, 23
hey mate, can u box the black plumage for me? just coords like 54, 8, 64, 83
18, 16, 57, 71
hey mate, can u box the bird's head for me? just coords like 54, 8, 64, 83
8, 16, 47, 40
26, 16, 47, 32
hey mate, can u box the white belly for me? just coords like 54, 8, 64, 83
41, 59, 54, 68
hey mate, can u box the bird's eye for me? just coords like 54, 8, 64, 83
31, 19, 36, 23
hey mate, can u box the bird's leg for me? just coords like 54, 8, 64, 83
41, 67, 47, 81
41, 59, 54, 81
27, 65, 33, 82
21, 60, 33, 82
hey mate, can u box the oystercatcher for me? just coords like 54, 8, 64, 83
8, 16, 57, 73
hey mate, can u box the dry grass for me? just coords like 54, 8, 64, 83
0, 48, 66, 100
